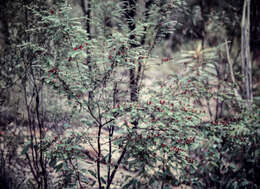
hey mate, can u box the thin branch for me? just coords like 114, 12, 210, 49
225, 40, 242, 102
106, 143, 128, 189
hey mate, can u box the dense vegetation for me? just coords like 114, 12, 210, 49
0, 0, 259, 189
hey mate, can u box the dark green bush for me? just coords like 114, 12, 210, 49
185, 108, 260, 189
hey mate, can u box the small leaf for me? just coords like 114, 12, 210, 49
49, 157, 57, 167
240, 180, 250, 186
123, 179, 137, 189
81, 168, 87, 173
70, 51, 81, 58
55, 163, 63, 171
21, 142, 31, 155
81, 176, 89, 183
88, 170, 96, 178
91, 181, 96, 186
64, 123, 71, 128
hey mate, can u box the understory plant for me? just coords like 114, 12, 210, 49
18, 0, 260, 189
183, 107, 260, 189
20, 0, 192, 188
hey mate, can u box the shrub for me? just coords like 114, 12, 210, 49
17, 1, 260, 189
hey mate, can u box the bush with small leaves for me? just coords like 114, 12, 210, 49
19, 1, 260, 189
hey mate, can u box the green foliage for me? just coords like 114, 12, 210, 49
171, 39, 260, 188
21, 0, 179, 188
1, 0, 259, 189
183, 108, 260, 189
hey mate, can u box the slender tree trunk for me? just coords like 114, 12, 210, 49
80, 0, 93, 100
122, 0, 140, 128
241, 0, 253, 108
123, 0, 138, 100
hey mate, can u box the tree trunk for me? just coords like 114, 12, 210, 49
241, 0, 253, 108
